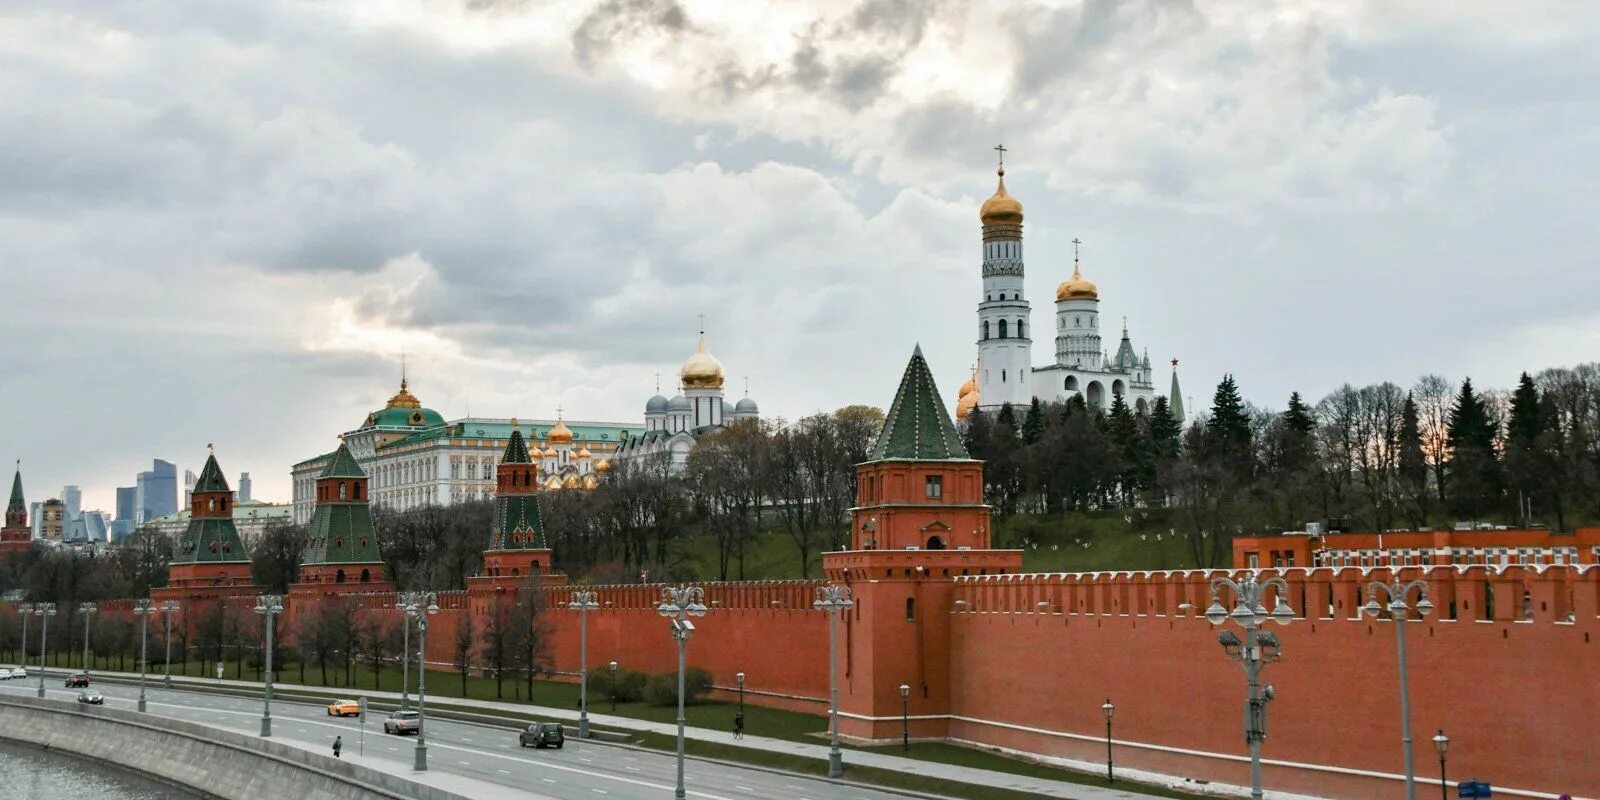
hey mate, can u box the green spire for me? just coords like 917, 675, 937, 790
502, 422, 532, 464
1169, 361, 1185, 423
319, 442, 365, 479
7, 464, 23, 514
870, 345, 970, 461
490, 493, 546, 550
192, 450, 231, 493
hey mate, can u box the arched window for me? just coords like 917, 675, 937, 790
511, 567, 520, 577
926, 535, 947, 550
905, 597, 916, 620
335, 569, 346, 583
1065, 376, 1079, 391
981, 320, 989, 340
1017, 319, 1026, 338
360, 569, 370, 583
339, 482, 347, 500
998, 319, 1008, 339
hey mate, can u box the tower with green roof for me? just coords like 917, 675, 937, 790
165, 448, 255, 589
1, 462, 31, 552
296, 442, 392, 589
476, 422, 562, 585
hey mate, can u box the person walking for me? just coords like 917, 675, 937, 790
733, 712, 745, 740
332, 735, 343, 759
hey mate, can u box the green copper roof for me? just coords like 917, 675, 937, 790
377, 419, 644, 452
502, 426, 532, 464
7, 467, 22, 513
870, 345, 970, 461
192, 453, 231, 494
1170, 366, 1185, 422
489, 494, 546, 550
319, 443, 366, 479
302, 502, 381, 566
172, 517, 250, 564
293, 451, 335, 470
364, 406, 446, 429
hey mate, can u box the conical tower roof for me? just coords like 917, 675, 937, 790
319, 442, 366, 479
1169, 361, 1186, 423
7, 465, 23, 514
193, 451, 231, 493
502, 422, 532, 464
870, 345, 970, 461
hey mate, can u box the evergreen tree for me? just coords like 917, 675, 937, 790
1446, 377, 1501, 518
1021, 398, 1045, 445
1206, 374, 1254, 482
1504, 373, 1544, 525
1148, 396, 1181, 462
1107, 393, 1143, 504
1398, 392, 1430, 528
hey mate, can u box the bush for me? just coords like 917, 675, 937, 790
643, 667, 713, 706
586, 667, 648, 703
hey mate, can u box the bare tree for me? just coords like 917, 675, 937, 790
1413, 374, 1454, 506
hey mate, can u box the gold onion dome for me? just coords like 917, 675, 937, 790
595, 458, 611, 473
1056, 261, 1098, 301
547, 419, 574, 444
386, 379, 422, 409
979, 170, 1024, 226
956, 385, 981, 421
958, 374, 977, 400
680, 331, 725, 389
542, 446, 559, 458
576, 446, 592, 459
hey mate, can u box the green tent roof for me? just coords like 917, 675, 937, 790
172, 518, 250, 564
302, 502, 382, 566
502, 426, 532, 464
7, 467, 23, 513
319, 443, 366, 479
489, 494, 546, 550
192, 453, 231, 494
869, 345, 970, 461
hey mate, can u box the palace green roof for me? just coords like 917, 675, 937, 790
489, 494, 546, 550
192, 453, 231, 494
320, 443, 366, 479
302, 502, 381, 566
364, 406, 446, 429
172, 517, 250, 564
869, 345, 971, 461
377, 419, 644, 452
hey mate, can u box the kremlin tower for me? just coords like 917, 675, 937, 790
0, 463, 30, 553
474, 422, 566, 590
155, 448, 255, 595
293, 442, 392, 591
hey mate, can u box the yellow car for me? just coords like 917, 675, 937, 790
327, 699, 361, 717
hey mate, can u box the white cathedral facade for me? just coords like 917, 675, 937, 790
612, 329, 760, 473
957, 160, 1168, 421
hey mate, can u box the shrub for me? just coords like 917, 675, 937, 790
586, 667, 648, 703
643, 667, 713, 706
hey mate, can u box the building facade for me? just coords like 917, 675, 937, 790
141, 499, 292, 549
614, 329, 760, 473
135, 459, 178, 524
1233, 526, 1600, 571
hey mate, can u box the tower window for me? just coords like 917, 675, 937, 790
998, 319, 1008, 339
981, 320, 989, 340
925, 475, 943, 498
905, 598, 916, 621
1001, 369, 1006, 382
1018, 320, 1026, 338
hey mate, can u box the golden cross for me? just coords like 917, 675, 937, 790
994, 143, 1006, 171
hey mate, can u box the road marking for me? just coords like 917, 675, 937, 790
579, 757, 592, 763
457, 761, 471, 766
497, 769, 511, 774
592, 791, 608, 795
626, 766, 640, 772
541, 778, 557, 784
736, 788, 754, 792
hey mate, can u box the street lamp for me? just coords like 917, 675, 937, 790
1432, 729, 1449, 800
160, 601, 180, 688
18, 603, 32, 674
1362, 577, 1434, 800
399, 591, 440, 771
131, 600, 153, 710
31, 603, 56, 699
77, 602, 97, 673
1102, 698, 1115, 783
568, 590, 600, 738
813, 584, 854, 778
1204, 573, 1295, 800
394, 595, 413, 710
658, 585, 708, 800
609, 660, 618, 713
254, 594, 284, 737
899, 683, 910, 751
735, 671, 746, 721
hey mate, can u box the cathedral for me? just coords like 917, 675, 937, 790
612, 328, 760, 473
958, 154, 1174, 421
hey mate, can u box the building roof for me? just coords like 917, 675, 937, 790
489, 494, 546, 550
870, 345, 971, 461
364, 405, 447, 430
7, 467, 23, 514
375, 418, 643, 452
319, 443, 366, 479
171, 517, 250, 564
192, 453, 231, 494
302, 502, 381, 566
502, 424, 533, 464
293, 451, 335, 470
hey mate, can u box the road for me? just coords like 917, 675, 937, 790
0, 675, 920, 800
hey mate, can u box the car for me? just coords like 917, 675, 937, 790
65, 672, 90, 688
11, 666, 26, 679
77, 690, 104, 705
0, 668, 12, 680
383, 710, 421, 735
327, 699, 361, 717
518, 722, 565, 749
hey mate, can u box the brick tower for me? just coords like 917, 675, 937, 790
294, 442, 393, 591
472, 422, 565, 589
0, 463, 30, 553
158, 448, 255, 593
823, 345, 1022, 741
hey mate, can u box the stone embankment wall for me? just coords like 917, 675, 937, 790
0, 694, 470, 800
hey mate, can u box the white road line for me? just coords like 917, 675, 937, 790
497, 769, 511, 774
735, 788, 754, 792
457, 761, 471, 766
541, 778, 557, 784
592, 791, 608, 795
626, 766, 640, 772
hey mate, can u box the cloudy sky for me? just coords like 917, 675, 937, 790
2, 0, 1597, 510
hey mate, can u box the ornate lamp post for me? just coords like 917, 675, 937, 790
813, 584, 854, 778
32, 602, 56, 699
160, 601, 180, 687
609, 660, 618, 713
394, 595, 412, 710
77, 602, 97, 673
131, 600, 153, 710
254, 594, 284, 737
657, 586, 708, 800
735, 671, 746, 721
399, 591, 439, 771
1362, 578, 1435, 800
1204, 573, 1296, 800
1102, 698, 1115, 783
899, 683, 910, 751
1432, 729, 1449, 800
568, 590, 599, 738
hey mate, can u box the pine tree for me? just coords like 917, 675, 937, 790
1446, 377, 1501, 519
1108, 393, 1143, 503
1206, 374, 1254, 482
1148, 396, 1181, 462
1021, 398, 1045, 445
1398, 392, 1429, 527
1280, 391, 1316, 473
1504, 373, 1543, 524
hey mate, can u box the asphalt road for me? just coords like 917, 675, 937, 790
0, 676, 918, 800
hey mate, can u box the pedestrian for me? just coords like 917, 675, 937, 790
733, 712, 744, 740
333, 735, 343, 759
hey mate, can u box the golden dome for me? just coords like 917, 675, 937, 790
956, 387, 981, 421
1056, 261, 1098, 301
979, 171, 1024, 226
562, 474, 580, 489
547, 419, 574, 444
386, 379, 422, 409
576, 446, 592, 459
680, 331, 725, 389
542, 446, 559, 458
595, 458, 611, 473
958, 374, 977, 400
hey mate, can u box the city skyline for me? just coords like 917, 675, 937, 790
4, 1, 1599, 509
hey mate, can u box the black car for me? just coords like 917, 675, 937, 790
518, 722, 565, 749
77, 690, 104, 705
65, 672, 90, 688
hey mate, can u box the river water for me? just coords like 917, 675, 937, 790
0, 739, 202, 800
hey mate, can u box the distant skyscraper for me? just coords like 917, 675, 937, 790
238, 472, 252, 502
60, 485, 82, 521
183, 468, 197, 506
113, 486, 137, 540
136, 459, 178, 523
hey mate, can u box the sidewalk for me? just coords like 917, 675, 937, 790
59, 666, 1254, 800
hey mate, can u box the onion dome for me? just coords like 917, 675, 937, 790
548, 418, 574, 444
680, 331, 725, 389
722, 400, 735, 419
735, 397, 759, 415
979, 170, 1024, 226
595, 459, 612, 473
958, 374, 976, 400
646, 395, 669, 414
542, 446, 559, 459
956, 385, 980, 421
576, 446, 592, 460
1056, 260, 1098, 301
667, 394, 691, 413
562, 474, 580, 489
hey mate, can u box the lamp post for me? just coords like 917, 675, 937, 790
1204, 573, 1296, 800
18, 603, 32, 672
1102, 698, 1115, 783
1362, 578, 1435, 800
657, 585, 708, 800
813, 584, 854, 779
254, 594, 283, 737
394, 595, 412, 710
1432, 729, 1449, 800
131, 600, 153, 711
735, 671, 745, 720
568, 590, 599, 739
77, 602, 97, 673
160, 601, 180, 688
32, 603, 56, 699
399, 591, 439, 771
899, 684, 910, 751
609, 660, 618, 713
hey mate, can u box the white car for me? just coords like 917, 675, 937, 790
11, 666, 26, 679
0, 668, 12, 680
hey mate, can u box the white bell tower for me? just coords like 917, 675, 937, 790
975, 146, 1033, 410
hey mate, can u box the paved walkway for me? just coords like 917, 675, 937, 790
51, 667, 1255, 799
